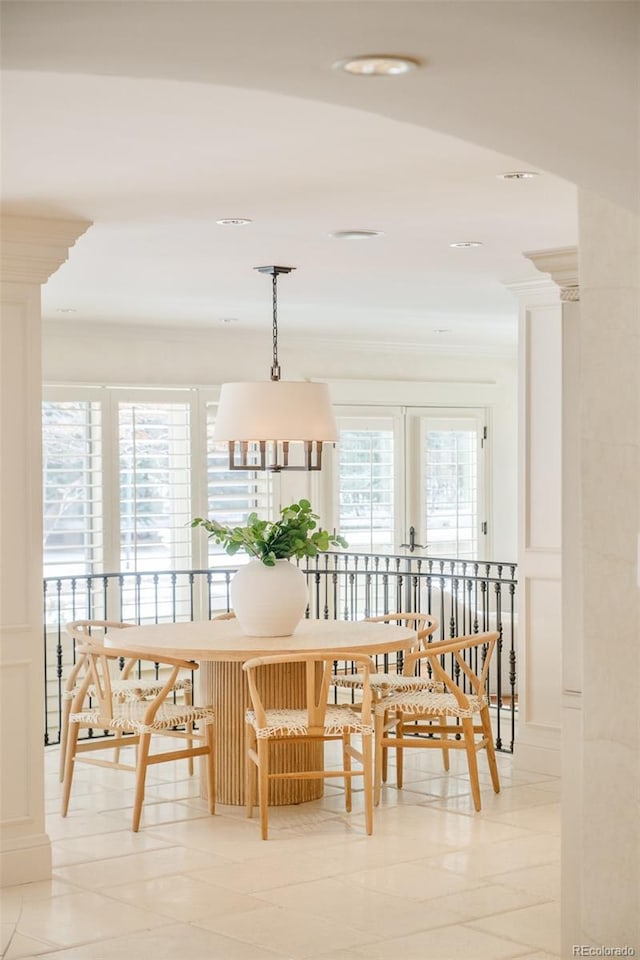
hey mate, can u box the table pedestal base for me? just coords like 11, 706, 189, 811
200, 660, 324, 806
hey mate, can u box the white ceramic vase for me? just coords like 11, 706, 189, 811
230, 558, 309, 637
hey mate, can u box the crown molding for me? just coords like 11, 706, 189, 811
43, 318, 517, 360
523, 246, 579, 300
1, 215, 92, 285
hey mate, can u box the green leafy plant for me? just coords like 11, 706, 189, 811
191, 499, 348, 567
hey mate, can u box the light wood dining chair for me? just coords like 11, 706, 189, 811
332, 613, 440, 696
332, 613, 444, 779
374, 631, 501, 811
61, 643, 216, 831
243, 652, 375, 839
60, 620, 194, 781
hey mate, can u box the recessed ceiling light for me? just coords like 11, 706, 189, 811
333, 55, 420, 76
216, 218, 253, 226
449, 241, 483, 248
56, 308, 77, 313
497, 171, 540, 180
433, 329, 452, 334
220, 317, 239, 324
330, 229, 384, 240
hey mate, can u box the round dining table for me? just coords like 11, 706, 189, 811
108, 617, 415, 806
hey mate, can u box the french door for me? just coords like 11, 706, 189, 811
405, 408, 488, 559
329, 406, 489, 560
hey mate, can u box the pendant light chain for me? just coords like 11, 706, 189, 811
271, 270, 281, 381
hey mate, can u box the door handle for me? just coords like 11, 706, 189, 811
400, 526, 426, 552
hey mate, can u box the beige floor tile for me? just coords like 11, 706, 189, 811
256, 875, 462, 938
20, 745, 563, 960
3, 930, 58, 959
483, 802, 561, 835
15, 890, 168, 949
52, 827, 173, 865
194, 903, 376, 958
471, 900, 561, 954
0, 879, 79, 921
25, 921, 289, 959
344, 858, 484, 901
491, 862, 561, 901
428, 784, 561, 816
102, 872, 270, 922
511, 953, 561, 960
347, 921, 534, 960
427, 832, 560, 880
188, 849, 349, 893
418, 881, 549, 920
53, 844, 230, 889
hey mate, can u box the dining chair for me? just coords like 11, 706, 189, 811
60, 620, 194, 781
332, 613, 444, 780
374, 630, 501, 811
61, 642, 216, 831
332, 612, 440, 696
243, 651, 375, 839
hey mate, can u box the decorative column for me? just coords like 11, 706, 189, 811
1, 216, 91, 886
509, 246, 578, 776
566, 193, 638, 952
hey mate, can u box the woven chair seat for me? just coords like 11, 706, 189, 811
63, 675, 192, 702
246, 704, 373, 739
375, 690, 488, 720
70, 700, 214, 735
333, 672, 444, 694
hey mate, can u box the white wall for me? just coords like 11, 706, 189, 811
43, 320, 518, 560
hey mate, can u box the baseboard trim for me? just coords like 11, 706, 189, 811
0, 833, 52, 887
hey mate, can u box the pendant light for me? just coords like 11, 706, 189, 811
212, 265, 337, 471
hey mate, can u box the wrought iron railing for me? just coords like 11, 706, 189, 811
43, 552, 518, 752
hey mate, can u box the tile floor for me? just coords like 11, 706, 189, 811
1, 740, 561, 960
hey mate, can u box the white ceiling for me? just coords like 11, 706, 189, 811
1, 2, 636, 350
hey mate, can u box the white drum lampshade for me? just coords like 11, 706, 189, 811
214, 265, 338, 471
213, 381, 337, 471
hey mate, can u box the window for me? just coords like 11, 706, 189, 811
205, 403, 273, 568
43, 399, 103, 578
406, 409, 487, 560
118, 401, 192, 573
335, 416, 398, 554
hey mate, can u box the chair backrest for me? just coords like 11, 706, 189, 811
364, 612, 439, 648
404, 631, 499, 710
64, 620, 136, 692
243, 652, 375, 736
73, 643, 198, 723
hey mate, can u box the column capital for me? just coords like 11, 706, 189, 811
523, 246, 579, 302
1, 215, 92, 285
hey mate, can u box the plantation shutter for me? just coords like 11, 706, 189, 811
337, 420, 395, 554
205, 402, 273, 567
118, 401, 192, 572
42, 399, 103, 578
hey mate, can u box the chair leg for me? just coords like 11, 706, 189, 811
245, 722, 256, 819
205, 721, 216, 814
374, 711, 385, 806
113, 727, 125, 766
185, 684, 194, 776
61, 722, 79, 816
132, 733, 151, 832
342, 733, 352, 812
461, 717, 482, 811
395, 713, 404, 790
480, 706, 500, 794
362, 733, 374, 836
58, 699, 72, 782
440, 715, 450, 771
257, 738, 270, 840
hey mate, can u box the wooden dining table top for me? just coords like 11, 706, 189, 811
106, 617, 416, 662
